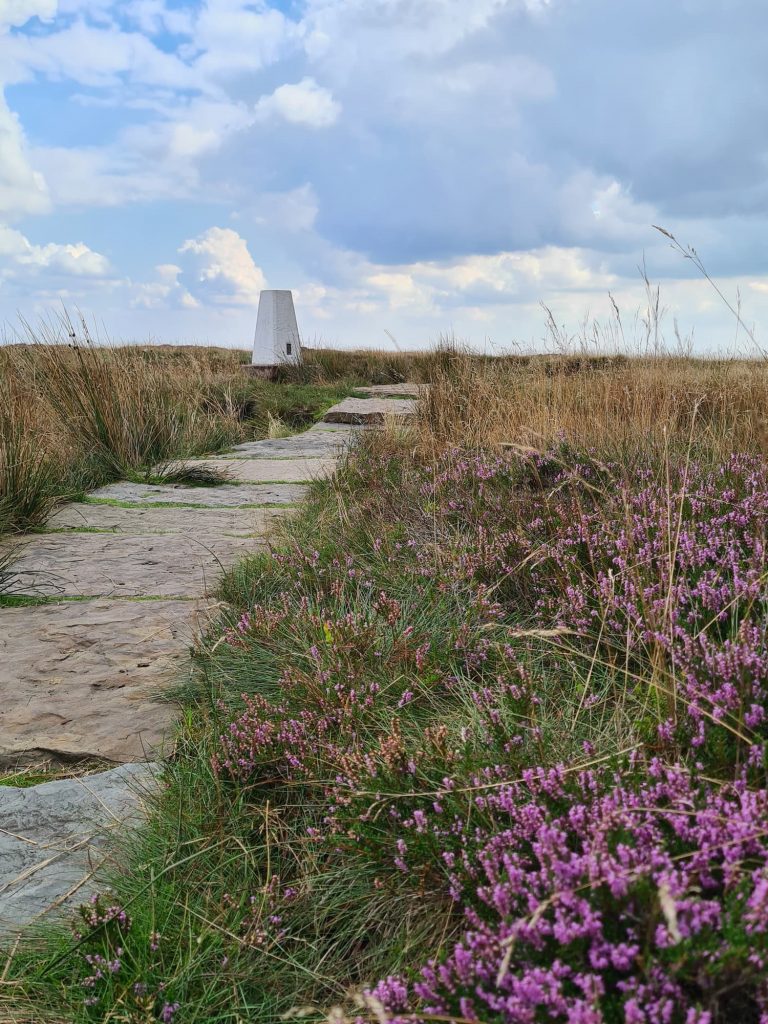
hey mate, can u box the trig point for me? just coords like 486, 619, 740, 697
249, 289, 302, 378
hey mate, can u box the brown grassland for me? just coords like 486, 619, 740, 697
4, 319, 768, 542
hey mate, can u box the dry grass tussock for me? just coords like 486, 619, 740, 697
277, 344, 444, 385
418, 347, 768, 461
0, 321, 252, 535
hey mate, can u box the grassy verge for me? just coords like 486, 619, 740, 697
0, 763, 106, 788
5, 384, 768, 1022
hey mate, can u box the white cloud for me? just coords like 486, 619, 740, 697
255, 78, 340, 128
366, 271, 433, 311
359, 246, 614, 314
248, 184, 319, 233
130, 262, 199, 309
294, 281, 328, 306
419, 247, 615, 295
123, 0, 194, 37
124, 98, 253, 160
179, 226, 266, 305
0, 91, 49, 219
28, 96, 253, 208
29, 87, 256, 206
0, 225, 110, 277
0, 0, 57, 29
558, 173, 659, 246
302, 0, 536, 65
0, 21, 197, 90
30, 142, 199, 206
55, 0, 113, 17
191, 0, 298, 80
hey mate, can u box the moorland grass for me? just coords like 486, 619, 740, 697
5, 340, 768, 1022
0, 325, 359, 538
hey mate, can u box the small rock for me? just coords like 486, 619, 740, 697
0, 763, 159, 934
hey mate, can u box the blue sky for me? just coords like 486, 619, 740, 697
1, 0, 767, 351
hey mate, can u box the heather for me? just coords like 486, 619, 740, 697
5, 357, 768, 1023
369, 763, 768, 1024
210, 442, 768, 1020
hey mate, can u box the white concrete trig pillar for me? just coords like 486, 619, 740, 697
251, 289, 302, 369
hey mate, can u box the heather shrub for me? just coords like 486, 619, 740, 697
405, 444, 768, 775
11, 420, 768, 1024
525, 452, 768, 772
209, 438, 768, 1021
369, 763, 768, 1024
72, 897, 180, 1022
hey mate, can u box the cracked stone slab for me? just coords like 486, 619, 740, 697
322, 397, 417, 424
47, 504, 283, 536
353, 383, 424, 397
307, 423, 365, 433
229, 433, 357, 458
174, 457, 337, 484
0, 598, 210, 765
0, 764, 157, 933
86, 481, 307, 507
1, 532, 261, 598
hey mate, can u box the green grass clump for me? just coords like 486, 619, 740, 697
133, 465, 231, 488
0, 764, 104, 788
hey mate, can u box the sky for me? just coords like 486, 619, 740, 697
1, 0, 767, 352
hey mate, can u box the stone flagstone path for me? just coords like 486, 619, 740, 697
0, 415, 380, 933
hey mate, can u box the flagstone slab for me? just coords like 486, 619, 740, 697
1, 532, 260, 598
0, 763, 157, 933
0, 422, 348, 934
87, 481, 307, 507
0, 599, 210, 766
322, 397, 417, 423
354, 383, 424, 397
178, 457, 336, 484
47, 504, 282, 536
229, 431, 358, 458
308, 422, 364, 432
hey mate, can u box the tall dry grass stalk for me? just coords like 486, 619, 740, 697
0, 356, 69, 535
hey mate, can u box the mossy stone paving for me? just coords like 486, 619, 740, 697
0, 397, 417, 932
228, 423, 361, 457
0, 598, 210, 766
86, 480, 307, 507
47, 504, 284, 536
321, 396, 417, 423
166, 456, 337, 484
0, 764, 156, 934
354, 382, 425, 397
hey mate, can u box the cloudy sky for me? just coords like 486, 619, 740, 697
1, 0, 766, 351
